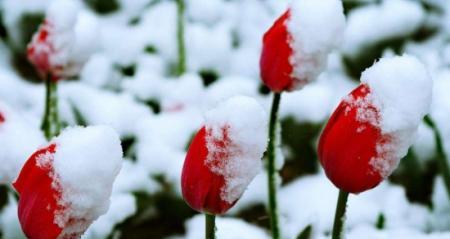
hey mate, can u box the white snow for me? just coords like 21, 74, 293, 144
183, 214, 270, 239
287, 0, 346, 90
0, 195, 26, 239
0, 0, 50, 50
204, 96, 268, 204
343, 0, 425, 57
359, 55, 432, 177
0, 101, 45, 184
62, 83, 152, 137
48, 126, 123, 237
82, 193, 136, 239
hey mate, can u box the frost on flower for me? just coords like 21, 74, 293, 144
204, 96, 268, 204
260, 0, 345, 92
181, 96, 268, 214
360, 55, 432, 177
319, 55, 432, 193
13, 126, 123, 239
27, 0, 97, 79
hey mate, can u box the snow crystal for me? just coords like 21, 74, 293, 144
287, 0, 345, 90
360, 55, 432, 177
50, 126, 123, 237
343, 0, 425, 57
0, 101, 45, 184
204, 96, 268, 204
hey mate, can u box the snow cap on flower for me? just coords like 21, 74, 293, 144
0, 101, 45, 185
13, 126, 123, 239
181, 96, 268, 214
27, 0, 98, 80
318, 55, 432, 193
260, 0, 345, 92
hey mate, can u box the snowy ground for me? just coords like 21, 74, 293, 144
0, 0, 450, 238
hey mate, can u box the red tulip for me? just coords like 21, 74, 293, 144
181, 96, 267, 215
260, 11, 294, 93
318, 84, 384, 193
13, 144, 63, 239
260, 0, 345, 93
27, 20, 55, 79
182, 126, 232, 214
13, 126, 123, 239
318, 55, 432, 194
27, 0, 83, 80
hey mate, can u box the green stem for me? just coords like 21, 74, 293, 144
424, 115, 450, 199
205, 213, 216, 239
41, 75, 60, 140
176, 0, 186, 76
332, 190, 349, 239
267, 92, 281, 239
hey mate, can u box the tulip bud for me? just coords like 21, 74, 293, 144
13, 126, 123, 239
318, 55, 432, 193
260, 0, 345, 92
181, 96, 268, 214
27, 0, 94, 80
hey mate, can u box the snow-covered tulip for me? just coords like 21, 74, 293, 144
181, 96, 268, 215
13, 126, 123, 239
0, 102, 45, 185
27, 0, 96, 80
260, 0, 345, 93
319, 55, 432, 193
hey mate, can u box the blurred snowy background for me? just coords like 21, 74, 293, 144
0, 0, 450, 238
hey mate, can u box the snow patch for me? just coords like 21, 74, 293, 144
287, 0, 345, 90
50, 126, 123, 237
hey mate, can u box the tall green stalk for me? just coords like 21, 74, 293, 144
41, 75, 60, 140
332, 190, 349, 239
176, 0, 186, 76
205, 214, 216, 239
424, 115, 450, 199
267, 92, 281, 239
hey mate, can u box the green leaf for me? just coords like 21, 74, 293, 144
70, 102, 88, 127
280, 117, 322, 184
376, 213, 385, 229
296, 225, 312, 239
84, 0, 120, 15
199, 69, 219, 87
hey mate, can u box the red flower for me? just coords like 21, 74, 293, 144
181, 126, 233, 214
318, 84, 387, 193
181, 96, 267, 215
12, 125, 123, 239
260, 0, 345, 93
27, 21, 63, 81
0, 112, 4, 123
260, 11, 294, 93
13, 144, 63, 239
27, 0, 84, 80
27, 21, 52, 77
